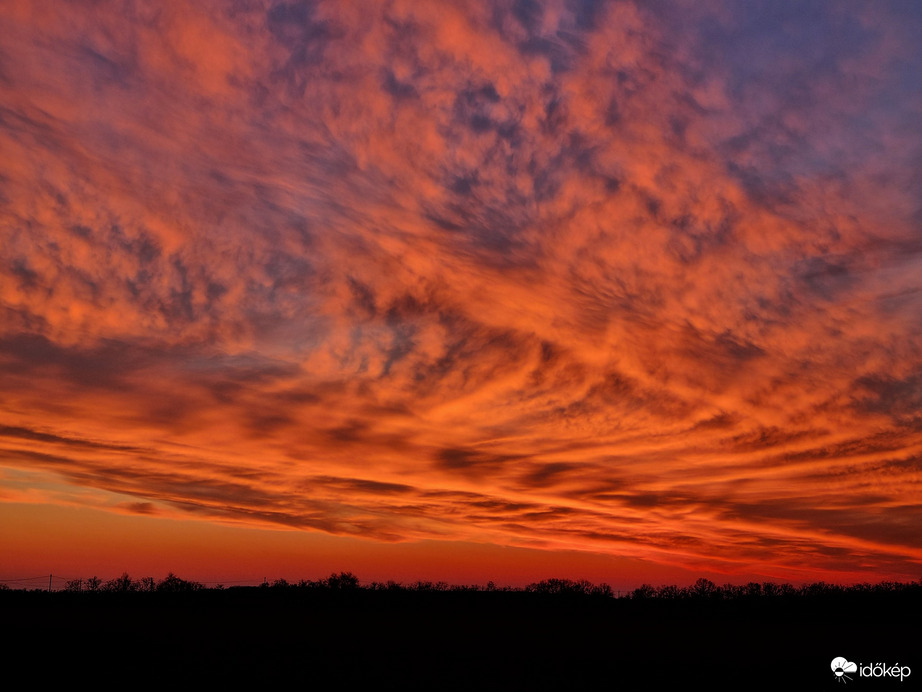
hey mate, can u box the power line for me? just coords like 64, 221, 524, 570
0, 574, 77, 590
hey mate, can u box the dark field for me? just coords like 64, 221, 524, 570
5, 581, 919, 688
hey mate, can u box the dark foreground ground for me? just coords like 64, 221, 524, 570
6, 586, 919, 688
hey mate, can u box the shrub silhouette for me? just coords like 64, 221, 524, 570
324, 571, 359, 590
156, 572, 203, 592
631, 584, 656, 600
104, 573, 137, 592
692, 578, 719, 599
656, 584, 682, 599
526, 578, 602, 596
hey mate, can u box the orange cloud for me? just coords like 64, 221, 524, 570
1, 0, 921, 585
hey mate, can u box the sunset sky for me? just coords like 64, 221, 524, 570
2, 0, 922, 588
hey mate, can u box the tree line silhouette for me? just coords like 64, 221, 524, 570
12, 571, 914, 599
6, 571, 918, 687
59, 571, 205, 592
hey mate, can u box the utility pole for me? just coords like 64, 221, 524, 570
49, 574, 52, 591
